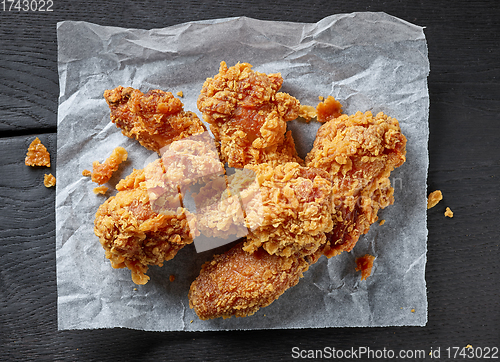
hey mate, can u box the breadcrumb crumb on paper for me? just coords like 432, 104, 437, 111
25, 137, 51, 167
91, 147, 128, 185
379, 219, 386, 226
93, 186, 108, 195
176, 91, 184, 97
444, 207, 454, 218
355, 254, 376, 281
169, 274, 175, 282
44, 173, 56, 187
427, 190, 442, 209
82, 169, 91, 177
298, 105, 317, 121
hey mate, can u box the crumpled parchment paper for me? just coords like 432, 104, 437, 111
56, 12, 429, 331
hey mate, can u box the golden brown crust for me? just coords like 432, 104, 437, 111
241, 162, 333, 257
188, 242, 310, 319
197, 62, 301, 167
104, 86, 206, 154
355, 254, 375, 281
316, 95, 343, 123
427, 190, 443, 209
91, 146, 128, 185
444, 207, 454, 218
306, 111, 407, 257
43, 173, 56, 187
25, 137, 50, 167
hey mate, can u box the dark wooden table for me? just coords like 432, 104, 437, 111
1, 1, 498, 361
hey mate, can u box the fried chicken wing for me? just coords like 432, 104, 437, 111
94, 170, 194, 285
104, 86, 206, 154
197, 62, 302, 167
305, 111, 407, 257
188, 242, 314, 319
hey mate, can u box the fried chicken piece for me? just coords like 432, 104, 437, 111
306, 111, 407, 257
104, 86, 206, 154
197, 62, 302, 167
240, 162, 334, 257
355, 254, 376, 281
91, 146, 128, 185
25, 137, 50, 167
94, 168, 195, 285
189, 242, 315, 319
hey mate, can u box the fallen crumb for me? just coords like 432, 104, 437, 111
355, 254, 376, 281
427, 190, 443, 209
93, 186, 108, 195
169, 274, 175, 282
176, 91, 184, 98
82, 169, 91, 177
190, 320, 193, 323
466, 345, 473, 349
298, 105, 317, 121
91, 146, 128, 185
445, 207, 454, 218
133, 288, 138, 291
318, 96, 324, 101
411, 308, 415, 313
379, 219, 385, 226
316, 95, 343, 123
44, 173, 56, 188
25, 137, 51, 167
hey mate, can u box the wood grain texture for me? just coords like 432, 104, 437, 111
0, 0, 499, 361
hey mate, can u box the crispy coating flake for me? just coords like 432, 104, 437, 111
306, 111, 407, 257
316, 95, 343, 123
44, 173, 56, 187
427, 190, 443, 209
444, 207, 454, 218
188, 242, 311, 319
355, 254, 375, 281
91, 146, 128, 185
104, 86, 206, 154
25, 137, 50, 167
93, 186, 108, 195
241, 162, 334, 257
94, 168, 195, 285
197, 62, 302, 167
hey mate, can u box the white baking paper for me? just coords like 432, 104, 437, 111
56, 12, 429, 331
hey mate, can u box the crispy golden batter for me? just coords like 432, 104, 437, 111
91, 146, 128, 185
355, 254, 375, 281
241, 162, 333, 257
316, 95, 343, 123
306, 111, 407, 257
444, 207, 454, 218
188, 242, 312, 319
104, 86, 206, 154
25, 137, 50, 167
197, 62, 302, 167
43, 173, 56, 187
427, 190, 443, 209
94, 167, 195, 285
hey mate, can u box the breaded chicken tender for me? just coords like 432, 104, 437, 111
188, 242, 313, 319
241, 162, 333, 257
104, 86, 206, 154
94, 166, 195, 285
197, 62, 302, 167
306, 111, 407, 257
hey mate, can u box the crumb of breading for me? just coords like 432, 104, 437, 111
93, 186, 108, 194
316, 96, 343, 123
466, 345, 473, 349
299, 105, 317, 121
445, 207, 454, 218
176, 91, 184, 97
169, 274, 175, 282
91, 147, 128, 185
25, 137, 50, 167
427, 190, 443, 209
82, 169, 91, 177
379, 219, 386, 226
411, 308, 415, 313
355, 254, 375, 280
44, 173, 56, 187
318, 96, 324, 101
